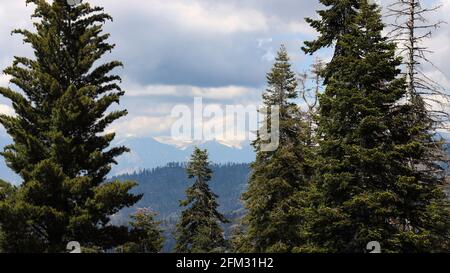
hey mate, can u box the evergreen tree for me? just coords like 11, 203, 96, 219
388, 0, 450, 225
122, 208, 164, 253
303, 0, 450, 252
175, 148, 228, 253
0, 180, 14, 205
0, 0, 141, 252
240, 46, 314, 253
302, 0, 360, 82
0, 180, 14, 253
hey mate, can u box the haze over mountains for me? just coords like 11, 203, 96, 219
0, 135, 255, 184
109, 136, 255, 176
1, 131, 448, 185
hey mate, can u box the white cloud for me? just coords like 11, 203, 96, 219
158, 1, 268, 34
0, 75, 11, 87
0, 104, 14, 116
0, 0, 319, 89
109, 99, 260, 148
126, 84, 259, 100
2, 0, 447, 144
153, 136, 195, 150
94, 0, 268, 34
284, 21, 317, 36
157, 102, 258, 149
107, 115, 176, 138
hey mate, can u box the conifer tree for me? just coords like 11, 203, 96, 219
175, 148, 228, 253
387, 0, 450, 216
0, 0, 141, 252
0, 180, 14, 253
303, 0, 450, 252
240, 46, 314, 253
302, 0, 360, 82
122, 208, 164, 253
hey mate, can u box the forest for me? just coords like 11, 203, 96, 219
0, 0, 449, 253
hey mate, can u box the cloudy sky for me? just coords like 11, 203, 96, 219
0, 0, 449, 144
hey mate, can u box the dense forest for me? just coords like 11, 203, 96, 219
112, 162, 250, 252
0, 0, 449, 253
113, 163, 250, 220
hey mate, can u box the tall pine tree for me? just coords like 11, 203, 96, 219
302, 0, 360, 82
240, 46, 314, 253
0, 0, 141, 252
303, 0, 450, 252
175, 148, 228, 253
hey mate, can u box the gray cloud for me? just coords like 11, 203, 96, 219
0, 0, 448, 141
95, 0, 318, 88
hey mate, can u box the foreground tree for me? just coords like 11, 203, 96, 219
302, 0, 360, 82
240, 46, 314, 253
303, 0, 450, 252
387, 0, 450, 210
175, 148, 228, 253
0, 180, 15, 253
0, 0, 141, 252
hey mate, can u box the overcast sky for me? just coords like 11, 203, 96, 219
0, 0, 448, 144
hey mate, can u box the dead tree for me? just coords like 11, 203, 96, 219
298, 58, 325, 146
387, 0, 450, 194
387, 0, 450, 130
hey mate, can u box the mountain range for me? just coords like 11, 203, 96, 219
109, 136, 255, 176
0, 135, 255, 184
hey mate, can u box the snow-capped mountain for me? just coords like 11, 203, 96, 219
1, 132, 449, 184
110, 136, 255, 176
0, 135, 255, 183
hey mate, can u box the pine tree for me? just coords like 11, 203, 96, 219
121, 208, 164, 253
0, 0, 141, 252
175, 148, 228, 253
240, 46, 314, 253
302, 0, 360, 82
387, 0, 450, 224
303, 0, 450, 252
0, 180, 14, 253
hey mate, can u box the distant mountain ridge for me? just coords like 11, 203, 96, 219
113, 162, 251, 220
110, 136, 255, 176
0, 135, 255, 184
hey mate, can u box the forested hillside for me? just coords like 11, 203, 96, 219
112, 163, 250, 252
113, 163, 251, 220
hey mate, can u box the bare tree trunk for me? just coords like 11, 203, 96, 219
385, 0, 450, 235
387, 0, 449, 128
406, 0, 416, 99
298, 58, 324, 147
